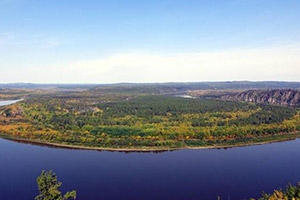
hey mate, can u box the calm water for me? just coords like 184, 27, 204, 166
1, 138, 300, 200
0, 99, 21, 107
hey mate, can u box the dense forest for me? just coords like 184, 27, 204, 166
0, 86, 299, 150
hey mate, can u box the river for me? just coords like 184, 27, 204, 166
1, 137, 300, 200
0, 99, 22, 107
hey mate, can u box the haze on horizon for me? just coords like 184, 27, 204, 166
0, 0, 300, 84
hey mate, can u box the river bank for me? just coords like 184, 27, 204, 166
1, 132, 300, 152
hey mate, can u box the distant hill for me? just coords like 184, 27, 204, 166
0, 83, 101, 89
221, 89, 300, 106
1, 81, 300, 90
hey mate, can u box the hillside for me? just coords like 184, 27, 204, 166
221, 89, 300, 106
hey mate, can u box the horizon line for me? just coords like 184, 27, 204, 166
1, 80, 300, 85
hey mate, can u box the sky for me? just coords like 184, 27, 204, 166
0, 0, 300, 83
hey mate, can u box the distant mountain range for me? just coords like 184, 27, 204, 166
0, 83, 101, 89
1, 81, 300, 90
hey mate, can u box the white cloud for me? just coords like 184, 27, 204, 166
1, 45, 300, 83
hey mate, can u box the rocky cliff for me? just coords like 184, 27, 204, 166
221, 89, 300, 106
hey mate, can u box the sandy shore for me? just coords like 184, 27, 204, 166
1, 133, 300, 152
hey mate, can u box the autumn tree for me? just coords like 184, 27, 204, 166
35, 170, 77, 200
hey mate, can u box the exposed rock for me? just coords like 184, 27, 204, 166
221, 89, 300, 106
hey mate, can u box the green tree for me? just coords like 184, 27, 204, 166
35, 170, 77, 200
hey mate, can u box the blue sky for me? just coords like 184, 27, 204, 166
0, 0, 300, 83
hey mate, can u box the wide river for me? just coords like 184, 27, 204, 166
1, 138, 300, 200
1, 100, 300, 200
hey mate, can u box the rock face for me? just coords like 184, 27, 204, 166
221, 89, 300, 106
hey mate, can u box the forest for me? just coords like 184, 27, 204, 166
0, 85, 299, 150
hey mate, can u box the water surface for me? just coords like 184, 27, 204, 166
1, 138, 300, 200
0, 99, 21, 107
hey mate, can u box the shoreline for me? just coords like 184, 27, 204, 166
1, 133, 300, 152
